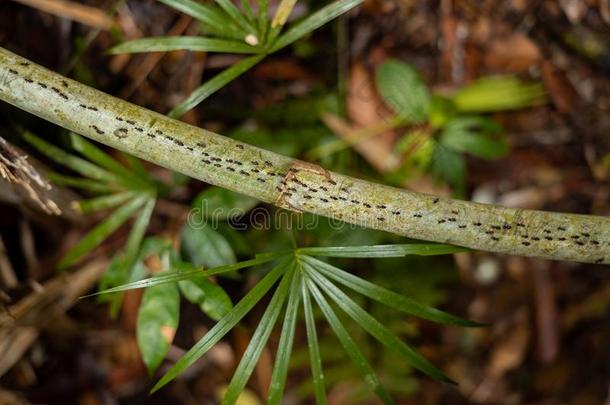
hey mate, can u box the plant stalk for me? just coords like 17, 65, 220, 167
0, 47, 608, 264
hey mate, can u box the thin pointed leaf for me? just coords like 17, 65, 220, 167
270, 0, 363, 52
151, 258, 291, 393
305, 275, 394, 405
297, 243, 468, 258
158, 0, 246, 38
301, 279, 327, 405
222, 267, 294, 404
122, 197, 156, 273
256, 0, 269, 44
304, 266, 455, 384
302, 256, 483, 327
271, 0, 297, 28
88, 251, 287, 297
239, 0, 256, 26
47, 172, 120, 193
123, 154, 149, 180
169, 54, 265, 118
108, 37, 260, 54
267, 0, 296, 44
23, 131, 123, 185
69, 133, 148, 188
77, 191, 136, 214
268, 266, 301, 405
59, 196, 146, 269
214, 0, 257, 35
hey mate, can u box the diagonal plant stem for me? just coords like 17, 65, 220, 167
0, 47, 609, 265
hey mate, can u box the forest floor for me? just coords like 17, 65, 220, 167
1, 0, 610, 404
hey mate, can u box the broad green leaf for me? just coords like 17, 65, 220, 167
297, 243, 467, 258
137, 274, 180, 374
181, 223, 236, 268
376, 59, 430, 122
453, 76, 545, 113
270, 0, 364, 52
268, 267, 301, 405
304, 267, 454, 383
77, 191, 135, 214
59, 196, 146, 269
179, 277, 233, 320
88, 252, 287, 296
48, 172, 121, 193
158, 0, 245, 39
430, 146, 466, 192
108, 37, 260, 54
151, 258, 291, 393
440, 117, 508, 159
428, 95, 457, 128
23, 131, 123, 185
191, 187, 258, 221
69, 133, 148, 189
301, 277, 327, 405
302, 256, 483, 327
305, 275, 394, 404
222, 268, 294, 404
169, 54, 265, 118
395, 130, 436, 177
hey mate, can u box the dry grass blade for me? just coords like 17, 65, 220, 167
8, 0, 115, 30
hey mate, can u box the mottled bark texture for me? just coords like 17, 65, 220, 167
0, 47, 608, 264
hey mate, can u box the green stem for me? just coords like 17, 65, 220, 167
0, 47, 608, 264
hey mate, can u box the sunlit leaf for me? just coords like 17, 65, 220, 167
453, 76, 545, 113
